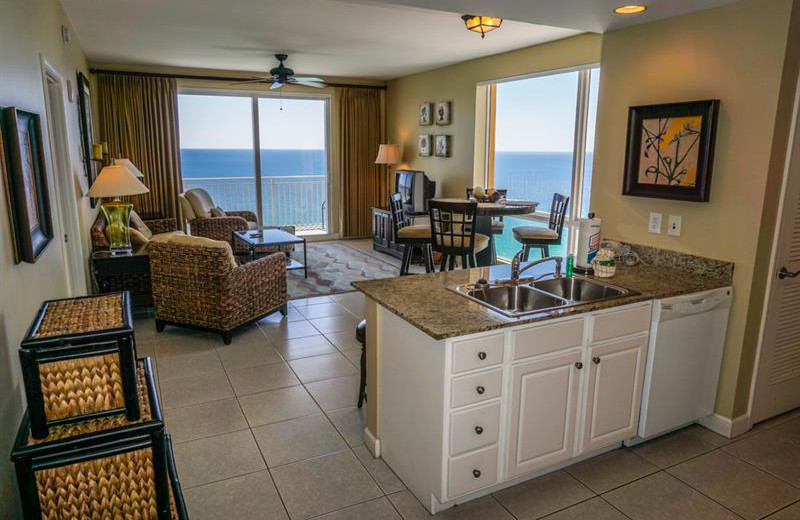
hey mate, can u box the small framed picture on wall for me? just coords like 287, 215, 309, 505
418, 135, 432, 156
419, 103, 433, 126
434, 135, 451, 157
435, 101, 451, 125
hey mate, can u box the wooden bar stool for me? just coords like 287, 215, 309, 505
389, 193, 434, 275
512, 193, 569, 260
356, 319, 367, 408
428, 199, 489, 271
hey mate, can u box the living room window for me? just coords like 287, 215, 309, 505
178, 91, 330, 234
484, 66, 600, 260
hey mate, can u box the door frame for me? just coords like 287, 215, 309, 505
39, 56, 86, 295
747, 69, 800, 425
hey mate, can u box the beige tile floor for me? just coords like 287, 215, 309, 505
134, 241, 800, 520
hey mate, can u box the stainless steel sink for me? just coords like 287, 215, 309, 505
533, 277, 629, 302
453, 275, 634, 318
464, 284, 569, 316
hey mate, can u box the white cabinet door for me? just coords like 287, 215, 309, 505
581, 335, 647, 453
506, 349, 583, 478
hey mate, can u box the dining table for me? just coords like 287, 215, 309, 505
430, 198, 539, 267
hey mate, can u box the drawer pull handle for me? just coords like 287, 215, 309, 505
575, 362, 583, 369
592, 356, 601, 364
475, 386, 485, 395
472, 469, 481, 479
475, 426, 484, 435
477, 351, 487, 360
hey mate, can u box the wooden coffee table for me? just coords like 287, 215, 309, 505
233, 228, 308, 278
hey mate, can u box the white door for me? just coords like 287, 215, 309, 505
581, 335, 647, 453
506, 350, 582, 478
752, 78, 800, 423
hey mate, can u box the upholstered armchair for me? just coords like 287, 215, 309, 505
178, 187, 294, 257
148, 235, 288, 344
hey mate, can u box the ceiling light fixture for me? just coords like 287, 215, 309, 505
614, 5, 647, 14
461, 14, 503, 38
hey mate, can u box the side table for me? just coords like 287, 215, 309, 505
91, 245, 152, 306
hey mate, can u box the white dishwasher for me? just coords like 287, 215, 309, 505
632, 286, 733, 442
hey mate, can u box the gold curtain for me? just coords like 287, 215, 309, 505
339, 87, 388, 238
97, 74, 182, 220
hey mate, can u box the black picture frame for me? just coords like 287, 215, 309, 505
623, 99, 720, 202
76, 71, 98, 208
0, 107, 53, 264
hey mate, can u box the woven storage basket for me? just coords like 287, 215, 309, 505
20, 292, 139, 439
11, 358, 188, 520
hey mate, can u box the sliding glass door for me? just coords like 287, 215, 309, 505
178, 92, 330, 234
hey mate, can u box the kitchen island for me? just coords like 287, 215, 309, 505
352, 252, 733, 513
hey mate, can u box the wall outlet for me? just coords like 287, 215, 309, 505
668, 215, 682, 236
648, 212, 662, 234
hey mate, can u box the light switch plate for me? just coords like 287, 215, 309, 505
668, 215, 682, 236
648, 212, 662, 234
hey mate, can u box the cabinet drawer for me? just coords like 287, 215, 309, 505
591, 305, 651, 343
512, 319, 584, 360
449, 402, 501, 456
452, 334, 504, 374
451, 368, 502, 408
447, 445, 498, 498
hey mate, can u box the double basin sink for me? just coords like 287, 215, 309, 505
454, 276, 634, 318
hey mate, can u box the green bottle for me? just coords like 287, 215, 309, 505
566, 254, 574, 277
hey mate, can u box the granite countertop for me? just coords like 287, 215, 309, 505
351, 262, 733, 340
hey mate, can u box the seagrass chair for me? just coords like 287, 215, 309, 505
389, 193, 434, 275
90, 210, 181, 252
179, 187, 294, 258
148, 235, 288, 344
428, 200, 489, 271
512, 193, 570, 260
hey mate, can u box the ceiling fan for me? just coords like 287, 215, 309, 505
233, 54, 326, 89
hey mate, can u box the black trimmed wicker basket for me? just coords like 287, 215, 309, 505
19, 292, 139, 439
10, 358, 188, 520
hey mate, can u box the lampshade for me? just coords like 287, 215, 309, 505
114, 158, 145, 178
461, 14, 503, 38
375, 144, 401, 165
87, 165, 149, 198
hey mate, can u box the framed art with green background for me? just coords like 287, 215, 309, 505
623, 99, 720, 202
0, 107, 53, 263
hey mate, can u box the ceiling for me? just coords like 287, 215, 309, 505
60, 0, 742, 81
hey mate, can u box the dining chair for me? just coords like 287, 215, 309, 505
512, 193, 569, 261
428, 199, 490, 270
389, 193, 434, 275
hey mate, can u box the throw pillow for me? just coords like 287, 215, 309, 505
210, 206, 226, 218
129, 210, 153, 239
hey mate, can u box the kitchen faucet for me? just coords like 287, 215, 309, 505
510, 251, 562, 284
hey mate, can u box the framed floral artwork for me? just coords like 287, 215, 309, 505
419, 103, 433, 126
0, 107, 53, 263
435, 101, 451, 125
418, 134, 431, 156
623, 99, 719, 202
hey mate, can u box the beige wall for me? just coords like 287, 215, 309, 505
386, 33, 602, 198
591, 0, 794, 418
0, 0, 91, 517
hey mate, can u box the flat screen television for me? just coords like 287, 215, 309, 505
395, 170, 436, 214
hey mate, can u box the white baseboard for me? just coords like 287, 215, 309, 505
363, 427, 381, 457
698, 413, 751, 438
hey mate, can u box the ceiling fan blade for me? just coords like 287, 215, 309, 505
295, 81, 327, 89
270, 81, 284, 90
230, 78, 270, 85
293, 77, 325, 83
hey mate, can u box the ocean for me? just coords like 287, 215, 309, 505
180, 149, 591, 257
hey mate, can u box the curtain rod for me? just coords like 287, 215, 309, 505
89, 68, 387, 90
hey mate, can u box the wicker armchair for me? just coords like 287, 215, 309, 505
179, 188, 294, 257
148, 237, 288, 344
91, 211, 179, 252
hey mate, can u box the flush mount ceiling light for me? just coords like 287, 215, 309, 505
614, 5, 647, 14
461, 14, 503, 38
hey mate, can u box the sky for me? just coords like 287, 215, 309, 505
178, 94, 326, 150
495, 68, 599, 153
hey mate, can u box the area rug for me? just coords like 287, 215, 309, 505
287, 241, 398, 299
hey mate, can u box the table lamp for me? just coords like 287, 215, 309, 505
87, 164, 149, 254
114, 158, 145, 179
375, 144, 401, 166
